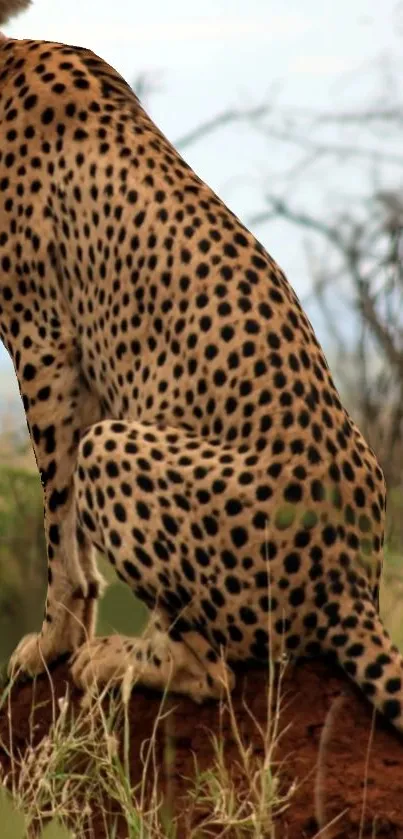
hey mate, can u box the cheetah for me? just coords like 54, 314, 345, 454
1, 1, 402, 729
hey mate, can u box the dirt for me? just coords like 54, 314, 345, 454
1, 656, 403, 838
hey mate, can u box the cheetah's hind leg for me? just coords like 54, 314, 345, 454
70, 626, 234, 703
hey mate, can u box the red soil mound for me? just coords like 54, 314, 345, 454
0, 657, 403, 838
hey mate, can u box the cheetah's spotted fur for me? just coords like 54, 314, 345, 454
0, 25, 402, 728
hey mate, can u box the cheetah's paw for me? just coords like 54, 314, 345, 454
8, 630, 71, 679
70, 635, 135, 691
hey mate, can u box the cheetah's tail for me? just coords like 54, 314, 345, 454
0, 0, 31, 26
329, 606, 403, 732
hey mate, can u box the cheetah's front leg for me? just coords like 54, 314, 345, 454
8, 346, 105, 678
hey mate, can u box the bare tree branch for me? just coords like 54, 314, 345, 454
175, 104, 269, 151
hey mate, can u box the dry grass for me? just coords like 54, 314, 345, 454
187, 655, 295, 839
0, 672, 169, 838
0, 656, 297, 839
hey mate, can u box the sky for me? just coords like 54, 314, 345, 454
0, 0, 401, 399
